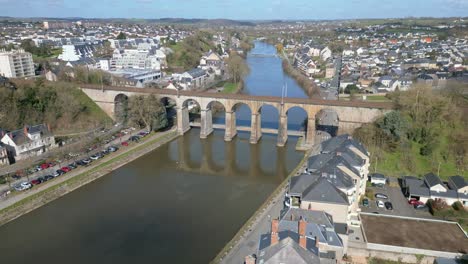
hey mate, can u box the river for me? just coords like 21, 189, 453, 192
0, 41, 309, 264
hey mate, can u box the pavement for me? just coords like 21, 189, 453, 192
360, 177, 432, 218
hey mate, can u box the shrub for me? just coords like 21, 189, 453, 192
452, 201, 465, 211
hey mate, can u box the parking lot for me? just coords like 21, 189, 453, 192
360, 177, 432, 218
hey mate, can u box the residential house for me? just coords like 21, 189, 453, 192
250, 213, 344, 264
403, 173, 464, 206
179, 68, 207, 90
1, 124, 56, 162
320, 47, 332, 61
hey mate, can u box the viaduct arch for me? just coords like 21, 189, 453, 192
80, 85, 393, 148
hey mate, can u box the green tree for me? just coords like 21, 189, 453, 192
344, 84, 360, 94
226, 52, 249, 84
116, 32, 127, 40
128, 95, 168, 131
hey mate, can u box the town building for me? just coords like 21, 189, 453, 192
0, 143, 9, 165
0, 49, 35, 78
403, 173, 468, 207
0, 124, 56, 162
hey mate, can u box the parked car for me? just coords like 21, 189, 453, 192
408, 199, 424, 206
68, 163, 77, 170
12, 174, 21, 180
52, 170, 63, 177
375, 193, 388, 199
376, 200, 385, 208
414, 204, 427, 210
138, 131, 149, 137
40, 163, 50, 170
35, 165, 43, 172
362, 198, 369, 207
384, 201, 393, 210
15, 182, 32, 191
90, 155, 100, 160
82, 159, 92, 165
130, 136, 140, 142
121, 141, 129, 146
108, 146, 118, 152
61, 167, 71, 173
31, 179, 41, 185
44, 175, 54, 181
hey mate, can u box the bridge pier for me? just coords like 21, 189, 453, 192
177, 106, 190, 135
224, 111, 237, 142
277, 115, 288, 147
250, 113, 262, 144
200, 109, 214, 139
305, 117, 316, 146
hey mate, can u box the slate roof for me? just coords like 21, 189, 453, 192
6, 124, 52, 146
404, 177, 430, 197
449, 176, 467, 190
302, 177, 349, 205
280, 208, 334, 229
187, 68, 206, 78
321, 134, 368, 156
424, 173, 444, 188
430, 190, 458, 199
257, 236, 320, 264
289, 173, 320, 196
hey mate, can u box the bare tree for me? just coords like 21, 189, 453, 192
226, 52, 249, 84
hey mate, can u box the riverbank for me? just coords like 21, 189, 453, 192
281, 57, 321, 98
0, 129, 179, 227
212, 145, 317, 264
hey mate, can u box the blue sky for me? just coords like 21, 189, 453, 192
0, 0, 467, 19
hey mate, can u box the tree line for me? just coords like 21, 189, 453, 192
354, 82, 467, 176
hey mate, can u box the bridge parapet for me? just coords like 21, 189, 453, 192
80, 85, 393, 148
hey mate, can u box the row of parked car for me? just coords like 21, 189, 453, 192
362, 193, 394, 210
13, 145, 120, 192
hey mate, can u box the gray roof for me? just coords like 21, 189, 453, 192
424, 173, 444, 188
321, 134, 368, 157
404, 177, 430, 197
257, 236, 320, 264
186, 68, 206, 78
7, 124, 52, 146
302, 177, 349, 205
430, 190, 458, 199
280, 208, 334, 229
449, 175, 467, 190
289, 173, 320, 196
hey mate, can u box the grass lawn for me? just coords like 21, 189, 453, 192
222, 82, 238, 93
363, 95, 391, 102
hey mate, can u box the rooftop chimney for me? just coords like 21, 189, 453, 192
315, 236, 320, 248
271, 219, 279, 246
245, 255, 256, 264
23, 126, 28, 135
298, 217, 307, 249
47, 123, 51, 132
1, 130, 4, 138
336, 151, 342, 156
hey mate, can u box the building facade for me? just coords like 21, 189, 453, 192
0, 49, 35, 78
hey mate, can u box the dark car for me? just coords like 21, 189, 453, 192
362, 198, 369, 207
37, 177, 46, 183
68, 163, 77, 169
130, 136, 140, 142
76, 160, 86, 166
12, 174, 21, 180
384, 201, 393, 210
44, 175, 54, 181
375, 193, 388, 199
31, 179, 41, 185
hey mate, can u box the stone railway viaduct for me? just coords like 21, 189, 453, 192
80, 85, 393, 148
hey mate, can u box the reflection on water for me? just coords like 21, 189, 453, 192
0, 42, 310, 264
0, 130, 304, 264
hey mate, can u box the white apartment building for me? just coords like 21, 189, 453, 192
111, 49, 161, 70
0, 49, 35, 78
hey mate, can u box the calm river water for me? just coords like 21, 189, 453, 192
0, 41, 309, 264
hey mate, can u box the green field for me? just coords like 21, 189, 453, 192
364, 95, 391, 102
222, 82, 237, 93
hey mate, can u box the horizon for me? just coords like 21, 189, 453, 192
1, 0, 467, 20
